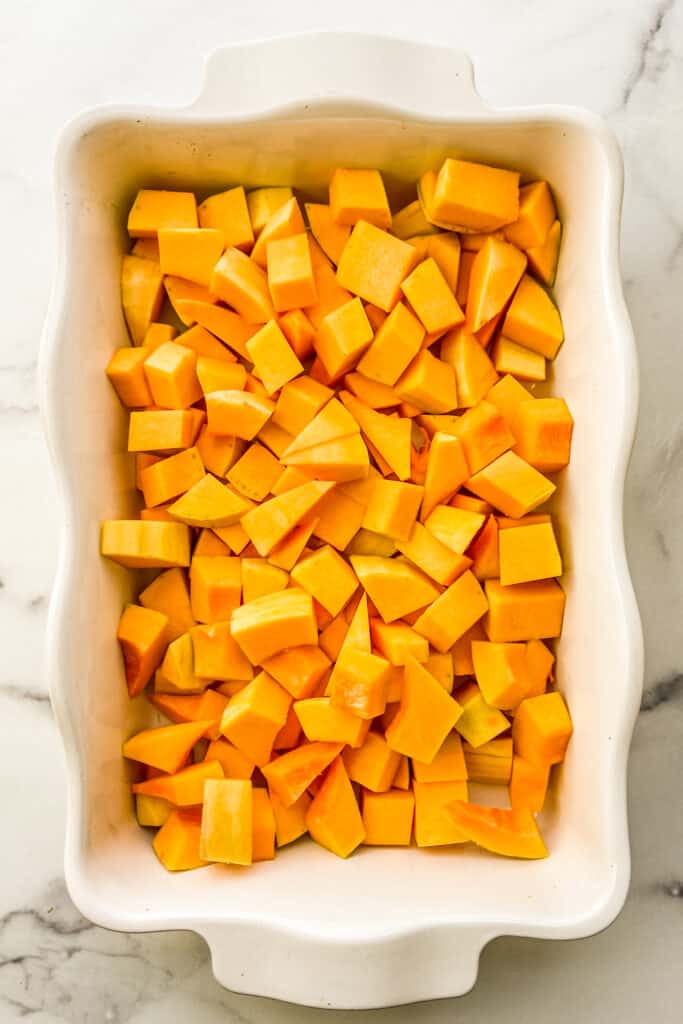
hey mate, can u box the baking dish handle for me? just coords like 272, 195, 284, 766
191, 33, 487, 118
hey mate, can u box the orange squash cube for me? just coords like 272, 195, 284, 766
267, 515, 320, 571
294, 697, 369, 747
240, 558, 288, 604
155, 631, 207, 694
512, 397, 574, 472
204, 737, 255, 779
315, 297, 374, 380
245, 320, 304, 396
447, 802, 548, 859
305, 202, 351, 264
278, 308, 316, 360
210, 248, 275, 323
357, 302, 425, 385
467, 451, 555, 518
451, 621, 486, 676
143, 341, 202, 409
370, 620, 429, 666
270, 789, 311, 846
136, 793, 172, 827
463, 736, 513, 784
499, 521, 562, 586
311, 488, 365, 550
190, 622, 253, 682
291, 545, 358, 617
362, 789, 415, 846
231, 588, 318, 664
153, 808, 206, 871
336, 221, 419, 312
175, 302, 258, 360
329, 647, 392, 719
272, 376, 333, 436
123, 720, 211, 774
149, 688, 230, 740
509, 755, 550, 811
158, 228, 224, 286
100, 520, 191, 569
266, 233, 317, 312
362, 479, 423, 541
195, 358, 246, 396
503, 181, 556, 250
429, 159, 519, 232
513, 691, 572, 764
329, 168, 391, 229
395, 349, 458, 414
413, 780, 469, 846
142, 322, 177, 348
392, 199, 439, 240
525, 639, 555, 697
205, 389, 274, 439
526, 219, 562, 287
412, 732, 467, 783
441, 328, 498, 408
282, 397, 358, 456
350, 555, 439, 623
421, 432, 469, 520
164, 279, 217, 326
340, 392, 412, 480
195, 427, 244, 478
251, 788, 276, 862
454, 400, 515, 474
283, 433, 369, 483
471, 640, 532, 710
424, 652, 454, 693
304, 238, 352, 327
132, 758, 223, 805
343, 731, 401, 793
189, 556, 241, 622
168, 475, 251, 528
491, 337, 546, 382
140, 567, 194, 643
467, 513, 500, 581
502, 274, 563, 358
140, 447, 205, 508
219, 671, 291, 766
385, 657, 463, 762
400, 257, 464, 335
225, 443, 282, 503
116, 604, 169, 697
247, 186, 293, 234
306, 756, 365, 858
241, 480, 334, 555
128, 189, 197, 237
453, 681, 509, 748
486, 373, 533, 428
395, 521, 470, 587
425, 505, 485, 554
106, 347, 153, 407
251, 196, 306, 267
484, 578, 565, 641
263, 740, 343, 807
198, 186, 254, 251
465, 237, 526, 332
200, 778, 253, 864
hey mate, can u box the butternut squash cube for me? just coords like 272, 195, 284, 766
155, 631, 207, 694
362, 789, 415, 846
430, 159, 519, 232
441, 328, 499, 408
132, 237, 160, 260
305, 202, 351, 264
414, 570, 488, 652
304, 237, 353, 327
158, 228, 224, 287
189, 556, 241, 622
206, 389, 274, 440
421, 432, 469, 521
413, 780, 469, 846
176, 302, 258, 360
491, 337, 546, 382
362, 479, 423, 541
140, 567, 194, 642
204, 737, 255, 779
190, 622, 253, 682
219, 671, 291, 765
282, 396, 357, 456
195, 358, 245, 397
456, 250, 475, 307
339, 391, 412, 480
168, 475, 251, 528
143, 342, 202, 410
410, 232, 462, 291
251, 196, 306, 267
121, 255, 164, 345
499, 521, 562, 586
447, 801, 548, 859
128, 189, 197, 237
231, 588, 318, 663
471, 640, 532, 710
315, 297, 373, 380
486, 373, 533, 428
467, 514, 500, 580
132, 758, 224, 804
463, 736, 513, 784
241, 480, 334, 555
153, 808, 206, 871
273, 376, 333, 436
136, 794, 172, 827
210, 248, 275, 323
336, 221, 420, 312
101, 520, 191, 568
503, 181, 556, 250
123, 720, 211, 774
267, 515, 319, 571
329, 647, 392, 719
512, 691, 572, 764
106, 347, 152, 407
284, 433, 370, 483
509, 755, 550, 811
195, 427, 243, 478
240, 558, 288, 604
395, 521, 471, 586
502, 274, 563, 358
311, 488, 365, 550
247, 186, 293, 234
401, 257, 464, 334
412, 732, 467, 783
525, 638, 555, 697
512, 397, 574, 472
140, 447, 205, 507
395, 349, 458, 414
526, 219, 562, 287
454, 400, 515, 474
357, 301, 425, 386
117, 604, 169, 697
484, 578, 565, 641
343, 731, 401, 792
143, 322, 177, 349
465, 237, 527, 332
350, 555, 439, 623
425, 505, 485, 554
250, 788, 276, 861
424, 651, 454, 693
263, 740, 343, 807
278, 308, 316, 360
386, 657, 463, 762
222, 443, 281, 503
294, 697, 369, 747
289, 545, 357, 617
392, 199, 440, 240
370, 620, 429, 666
306, 755, 365, 857
200, 778, 253, 864
453, 681, 509, 747
266, 233, 317, 312
164, 278, 216, 326
467, 451, 556, 518
329, 168, 391, 229
245, 320, 303, 396
198, 186, 254, 252
271, 789, 311, 846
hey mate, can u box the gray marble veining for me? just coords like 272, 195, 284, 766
2, 0, 682, 1020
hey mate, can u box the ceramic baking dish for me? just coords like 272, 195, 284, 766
39, 33, 643, 1008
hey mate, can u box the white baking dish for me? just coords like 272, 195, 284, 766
39, 33, 643, 1008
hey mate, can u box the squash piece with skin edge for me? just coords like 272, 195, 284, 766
306, 756, 366, 858
210, 248, 275, 323
447, 801, 548, 859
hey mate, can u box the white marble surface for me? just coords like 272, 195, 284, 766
2, 0, 682, 1019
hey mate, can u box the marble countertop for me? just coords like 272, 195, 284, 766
2, 1, 682, 1020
